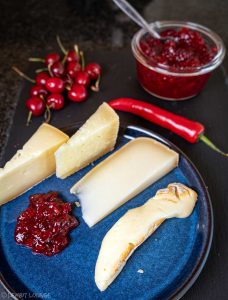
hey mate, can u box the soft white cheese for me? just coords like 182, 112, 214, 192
70, 137, 179, 227
0, 123, 69, 205
55, 103, 119, 179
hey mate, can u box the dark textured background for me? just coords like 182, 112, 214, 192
0, 0, 228, 299
1, 0, 228, 162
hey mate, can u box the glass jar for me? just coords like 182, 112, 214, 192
131, 21, 225, 100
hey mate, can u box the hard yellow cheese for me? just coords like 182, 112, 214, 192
55, 103, 119, 179
0, 123, 69, 205
70, 137, 179, 227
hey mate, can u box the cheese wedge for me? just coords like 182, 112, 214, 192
95, 183, 198, 291
0, 123, 69, 205
70, 137, 179, 227
55, 102, 119, 179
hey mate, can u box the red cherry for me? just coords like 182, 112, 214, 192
45, 53, 60, 66
66, 61, 81, 78
74, 71, 90, 87
26, 97, 45, 116
85, 63, 101, 80
63, 74, 73, 87
51, 61, 65, 77
47, 94, 64, 110
30, 85, 48, 97
66, 50, 79, 63
45, 78, 64, 93
68, 84, 87, 102
35, 72, 50, 86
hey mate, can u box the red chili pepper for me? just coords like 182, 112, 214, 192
109, 98, 228, 156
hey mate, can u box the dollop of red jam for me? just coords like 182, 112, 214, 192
139, 28, 217, 70
15, 192, 79, 256
135, 27, 218, 100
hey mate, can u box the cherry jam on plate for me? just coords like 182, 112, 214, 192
15, 192, 79, 256
131, 21, 225, 100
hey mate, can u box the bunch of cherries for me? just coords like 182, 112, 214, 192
13, 36, 101, 125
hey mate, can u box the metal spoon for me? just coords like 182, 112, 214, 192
113, 0, 161, 39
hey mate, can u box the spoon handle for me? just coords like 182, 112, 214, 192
113, 0, 160, 38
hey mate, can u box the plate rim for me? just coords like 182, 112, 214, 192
0, 125, 213, 300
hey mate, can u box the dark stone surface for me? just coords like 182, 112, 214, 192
0, 0, 228, 161
0, 1, 228, 299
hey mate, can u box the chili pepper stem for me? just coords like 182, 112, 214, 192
56, 35, 67, 55
200, 134, 228, 156
12, 66, 35, 83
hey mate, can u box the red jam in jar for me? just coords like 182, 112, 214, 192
132, 22, 225, 100
15, 192, 79, 256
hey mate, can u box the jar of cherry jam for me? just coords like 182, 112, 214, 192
131, 21, 225, 100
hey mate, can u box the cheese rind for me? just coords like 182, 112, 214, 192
70, 137, 179, 227
0, 123, 69, 205
95, 183, 197, 291
55, 103, 119, 179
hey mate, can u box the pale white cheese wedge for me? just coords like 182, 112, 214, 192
55, 102, 119, 179
95, 183, 198, 291
70, 137, 179, 227
0, 123, 69, 205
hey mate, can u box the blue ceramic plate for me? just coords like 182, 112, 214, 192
0, 126, 213, 300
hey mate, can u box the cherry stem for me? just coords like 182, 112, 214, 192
80, 51, 85, 70
62, 51, 68, 65
200, 135, 228, 157
26, 111, 33, 126
56, 35, 67, 55
12, 66, 35, 83
91, 75, 100, 92
44, 105, 51, 123
28, 57, 45, 63
47, 64, 54, 77
74, 44, 79, 57
35, 67, 48, 74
